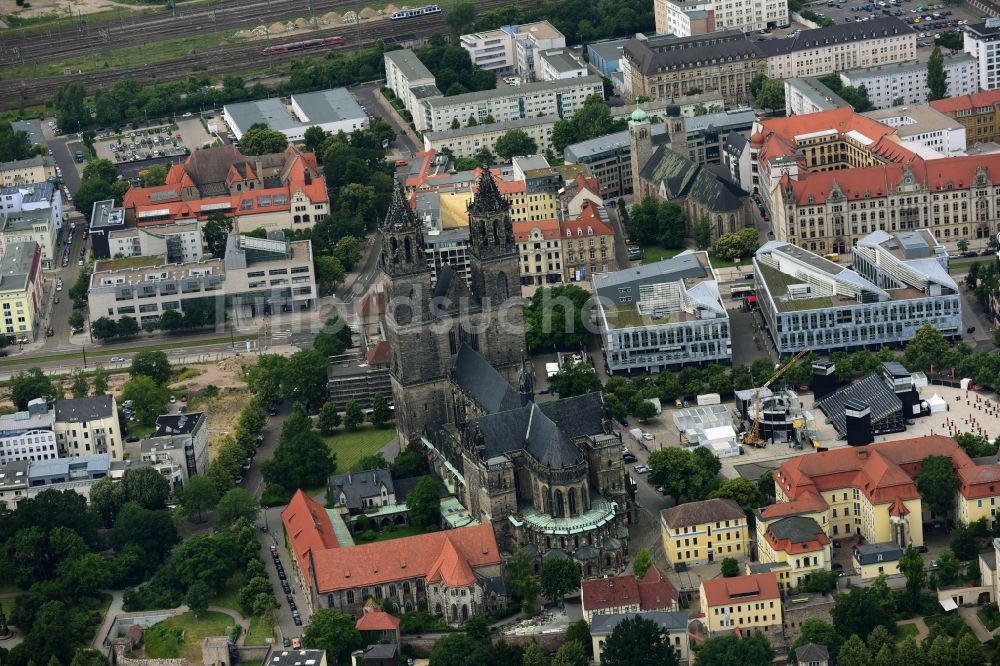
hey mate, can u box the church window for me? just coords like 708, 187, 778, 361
497, 272, 509, 301
346, 590, 355, 604
492, 220, 500, 244
404, 237, 413, 264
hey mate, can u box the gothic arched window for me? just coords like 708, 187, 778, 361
497, 272, 509, 302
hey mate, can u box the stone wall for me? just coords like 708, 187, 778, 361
236, 645, 271, 662
104, 610, 181, 647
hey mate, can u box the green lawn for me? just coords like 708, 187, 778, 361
896, 622, 920, 642
128, 423, 155, 439
322, 425, 397, 472
144, 611, 235, 661
246, 615, 274, 646
211, 573, 245, 614
979, 605, 1000, 632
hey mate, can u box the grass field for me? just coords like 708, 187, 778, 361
144, 611, 234, 661
246, 615, 273, 646
211, 573, 245, 614
323, 425, 396, 472
895, 622, 920, 642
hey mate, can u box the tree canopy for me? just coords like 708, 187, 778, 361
240, 123, 289, 155
648, 446, 721, 504
626, 197, 686, 249
524, 285, 594, 350
494, 129, 539, 161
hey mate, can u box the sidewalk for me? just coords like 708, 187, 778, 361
957, 605, 993, 643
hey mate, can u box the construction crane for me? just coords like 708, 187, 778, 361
743, 349, 810, 448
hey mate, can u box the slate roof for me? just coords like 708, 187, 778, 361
452, 344, 521, 414
815, 373, 902, 436
590, 611, 689, 636
468, 402, 583, 468
756, 17, 910, 57
53, 395, 115, 423
767, 515, 825, 543
640, 146, 748, 213
328, 469, 395, 512
795, 643, 830, 663
623, 32, 762, 75
854, 542, 903, 564
537, 391, 605, 442
660, 498, 744, 528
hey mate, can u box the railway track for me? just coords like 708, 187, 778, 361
0, 0, 522, 111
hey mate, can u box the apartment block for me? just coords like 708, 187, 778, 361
384, 49, 442, 121
699, 573, 782, 637
132, 412, 209, 486
655, 0, 716, 38
594, 252, 732, 373
655, 0, 786, 36
0, 156, 57, 187
761, 17, 916, 80
460, 29, 516, 73
929, 89, 1000, 144
459, 21, 566, 81
514, 219, 563, 286
964, 19, 1000, 91
0, 210, 56, 270
108, 222, 203, 263
754, 232, 961, 355
0, 241, 43, 340
659, 498, 749, 567
53, 395, 123, 461
422, 115, 559, 159
89, 199, 127, 259
784, 77, 849, 116
841, 53, 979, 110
0, 398, 57, 464
422, 77, 604, 133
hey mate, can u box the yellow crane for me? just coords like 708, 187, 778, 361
744, 349, 810, 448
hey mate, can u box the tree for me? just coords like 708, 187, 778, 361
552, 641, 588, 666
927, 45, 948, 101
70, 649, 110, 666
344, 400, 364, 432
799, 570, 838, 593
495, 129, 538, 161
177, 476, 219, 523
314, 317, 353, 359
391, 449, 428, 479
303, 125, 328, 155
263, 410, 335, 498
112, 502, 178, 570
935, 549, 960, 586
647, 446, 721, 504
955, 433, 996, 458
121, 466, 171, 510
11, 367, 58, 409
713, 228, 759, 261
522, 642, 551, 666
904, 324, 950, 372
566, 620, 592, 657
626, 197, 687, 249
631, 399, 658, 422
68, 309, 85, 331
370, 394, 391, 429
524, 285, 593, 351
505, 549, 540, 611
429, 633, 493, 666
444, 0, 476, 34
836, 635, 873, 666
116, 316, 140, 338
693, 215, 712, 250
599, 615, 680, 666
917, 455, 957, 530
185, 580, 214, 616
0, 125, 34, 163
693, 632, 772, 666
55, 81, 90, 131
633, 548, 653, 578
788, 620, 844, 664
317, 402, 342, 435
121, 375, 170, 426
315, 255, 346, 292
927, 635, 955, 666
548, 361, 601, 398
303, 609, 363, 663
898, 544, 925, 608
140, 163, 169, 187
756, 78, 785, 111
831, 586, 894, 640
130, 350, 171, 384
203, 212, 233, 258
91, 316, 118, 341
953, 633, 983, 666
240, 124, 289, 155
334, 236, 363, 271
950, 519, 989, 560
957, 238, 971, 254
214, 488, 259, 529
709, 478, 763, 517
720, 557, 740, 577
69, 368, 89, 398
540, 557, 581, 602
284, 350, 330, 409
406, 476, 441, 527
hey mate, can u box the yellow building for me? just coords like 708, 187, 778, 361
753, 515, 832, 591
0, 156, 57, 187
0, 241, 43, 340
853, 543, 903, 580
699, 572, 782, 636
660, 498, 749, 567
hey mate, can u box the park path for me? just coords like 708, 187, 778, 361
957, 606, 994, 643
91, 590, 125, 650
896, 617, 929, 645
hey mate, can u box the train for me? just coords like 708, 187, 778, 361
390, 4, 442, 19
260, 35, 344, 57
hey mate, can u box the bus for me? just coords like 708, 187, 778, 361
731, 284, 755, 299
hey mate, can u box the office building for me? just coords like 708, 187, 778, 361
784, 77, 850, 116
108, 222, 203, 264
0, 398, 57, 464
594, 252, 732, 373
660, 498, 749, 567
699, 573, 782, 637
761, 17, 916, 80
929, 89, 1000, 144
587, 38, 630, 77
459, 21, 566, 80
656, 0, 788, 35
421, 115, 559, 159
133, 412, 209, 486
655, 0, 716, 37
537, 49, 588, 81
841, 53, 979, 110
89, 200, 128, 259
122, 145, 329, 233
964, 18, 1000, 91
88, 233, 315, 327
223, 88, 368, 142
53, 395, 123, 461
0, 156, 57, 187
0, 454, 129, 511
460, 29, 516, 73
0, 241, 43, 340
753, 233, 960, 355
683, 108, 756, 165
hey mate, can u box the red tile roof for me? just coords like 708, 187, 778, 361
365, 341, 390, 366
701, 573, 780, 607
759, 494, 829, 519
356, 609, 401, 632
929, 89, 1000, 115
561, 203, 614, 239
310, 524, 501, 593
582, 565, 678, 612
513, 219, 560, 242
281, 490, 340, 587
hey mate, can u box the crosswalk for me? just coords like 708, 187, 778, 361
271, 329, 292, 341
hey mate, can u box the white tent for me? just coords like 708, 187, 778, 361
926, 393, 947, 414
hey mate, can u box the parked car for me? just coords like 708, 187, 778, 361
110, 356, 126, 363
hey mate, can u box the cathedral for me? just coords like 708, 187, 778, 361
379, 169, 634, 574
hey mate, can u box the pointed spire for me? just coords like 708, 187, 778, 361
518, 353, 535, 405
382, 179, 418, 230
469, 167, 509, 215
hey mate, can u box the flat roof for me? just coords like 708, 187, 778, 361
426, 76, 603, 109
10, 120, 45, 147
90, 199, 125, 230
786, 77, 849, 111
539, 49, 584, 73
863, 105, 963, 136
0, 241, 37, 290
425, 115, 559, 142
293, 88, 366, 124
384, 48, 435, 82
843, 52, 975, 80
684, 108, 757, 134
564, 125, 667, 162
587, 38, 629, 62
225, 88, 365, 135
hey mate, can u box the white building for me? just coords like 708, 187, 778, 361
223, 88, 369, 142
108, 222, 203, 264
965, 19, 1000, 91
537, 49, 588, 81
784, 78, 850, 116
53, 395, 124, 461
655, 0, 787, 35
0, 398, 57, 464
863, 105, 967, 156
383, 49, 442, 122
459, 22, 565, 80
0, 454, 130, 511
460, 29, 517, 73
422, 115, 560, 159
0, 180, 64, 267
840, 53, 980, 109
133, 412, 209, 487
422, 76, 605, 132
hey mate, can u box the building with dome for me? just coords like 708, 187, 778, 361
380, 169, 635, 576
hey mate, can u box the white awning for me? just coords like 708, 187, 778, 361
939, 596, 958, 611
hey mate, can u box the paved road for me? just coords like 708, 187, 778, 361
604, 204, 632, 269
352, 82, 420, 156
46, 136, 82, 195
